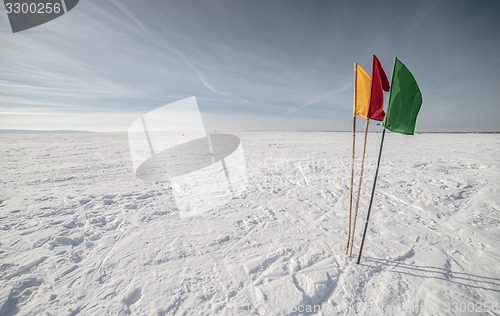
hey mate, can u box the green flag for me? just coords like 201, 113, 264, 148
383, 58, 423, 135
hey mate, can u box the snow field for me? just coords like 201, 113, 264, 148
0, 132, 499, 315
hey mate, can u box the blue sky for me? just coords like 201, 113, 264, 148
1, 0, 499, 131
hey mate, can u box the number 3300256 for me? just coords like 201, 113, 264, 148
5, 2, 61, 14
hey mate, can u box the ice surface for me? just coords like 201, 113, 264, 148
0, 132, 499, 315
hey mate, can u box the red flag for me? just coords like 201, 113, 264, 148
368, 55, 390, 121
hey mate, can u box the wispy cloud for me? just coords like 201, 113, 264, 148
281, 84, 352, 116
1, 0, 499, 131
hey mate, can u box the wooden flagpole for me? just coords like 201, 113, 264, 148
349, 118, 370, 256
346, 63, 357, 255
357, 128, 386, 264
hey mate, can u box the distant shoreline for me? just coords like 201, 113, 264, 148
0, 129, 96, 134
239, 131, 500, 134
0, 129, 498, 135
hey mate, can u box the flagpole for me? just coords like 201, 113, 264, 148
357, 128, 386, 264
346, 63, 357, 255
349, 118, 370, 256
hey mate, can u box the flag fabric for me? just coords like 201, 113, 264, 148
368, 55, 390, 121
383, 58, 423, 135
354, 63, 371, 120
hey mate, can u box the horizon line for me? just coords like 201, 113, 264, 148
0, 129, 499, 134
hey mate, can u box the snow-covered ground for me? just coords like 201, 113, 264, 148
0, 132, 499, 315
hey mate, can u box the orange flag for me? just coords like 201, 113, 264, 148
354, 63, 371, 120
